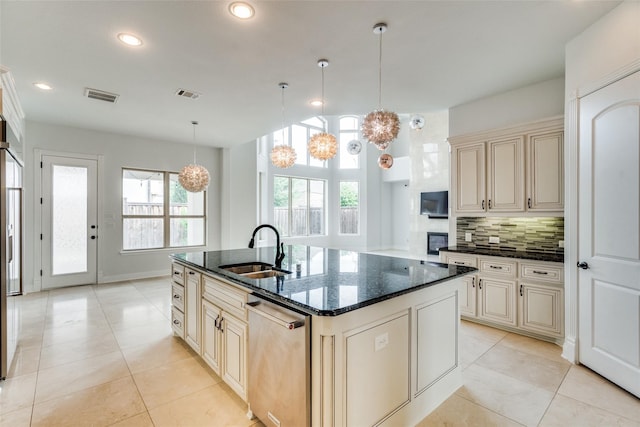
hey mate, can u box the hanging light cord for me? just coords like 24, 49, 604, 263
281, 85, 286, 145
378, 29, 383, 109
192, 121, 198, 164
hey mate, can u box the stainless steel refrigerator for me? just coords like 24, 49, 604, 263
1, 117, 22, 380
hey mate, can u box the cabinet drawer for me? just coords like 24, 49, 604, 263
442, 253, 477, 268
203, 276, 248, 321
171, 263, 185, 285
520, 262, 563, 284
479, 257, 517, 278
171, 306, 185, 338
171, 284, 185, 312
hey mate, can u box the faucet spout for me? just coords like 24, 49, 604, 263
248, 224, 284, 269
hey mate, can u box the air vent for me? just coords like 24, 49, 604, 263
85, 88, 119, 103
175, 88, 201, 100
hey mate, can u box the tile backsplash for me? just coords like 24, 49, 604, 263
456, 217, 564, 254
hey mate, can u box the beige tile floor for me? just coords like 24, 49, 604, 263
0, 277, 637, 426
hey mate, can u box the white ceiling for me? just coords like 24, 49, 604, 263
0, 1, 620, 148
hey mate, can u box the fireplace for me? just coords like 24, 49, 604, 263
427, 232, 449, 256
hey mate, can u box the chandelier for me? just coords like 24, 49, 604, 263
178, 121, 210, 193
271, 83, 297, 168
308, 59, 337, 161
362, 23, 399, 166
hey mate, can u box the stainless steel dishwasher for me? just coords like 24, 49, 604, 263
247, 295, 310, 427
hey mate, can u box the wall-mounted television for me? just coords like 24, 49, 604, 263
420, 190, 448, 218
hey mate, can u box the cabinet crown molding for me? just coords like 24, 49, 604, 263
448, 116, 564, 146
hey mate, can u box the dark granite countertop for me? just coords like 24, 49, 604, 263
170, 246, 475, 317
440, 246, 564, 263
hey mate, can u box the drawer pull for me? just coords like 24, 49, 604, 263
532, 270, 548, 275
188, 271, 195, 275
174, 271, 181, 275
478, 279, 482, 290
173, 294, 181, 299
489, 265, 503, 270
173, 319, 181, 325
471, 277, 475, 288
454, 261, 466, 265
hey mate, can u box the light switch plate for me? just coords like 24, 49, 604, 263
559, 240, 565, 248
465, 232, 472, 242
489, 236, 500, 244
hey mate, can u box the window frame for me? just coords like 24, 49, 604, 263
273, 175, 327, 237
121, 167, 207, 251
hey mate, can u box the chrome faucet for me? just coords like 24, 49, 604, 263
248, 224, 285, 269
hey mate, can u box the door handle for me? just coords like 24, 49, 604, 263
577, 261, 589, 270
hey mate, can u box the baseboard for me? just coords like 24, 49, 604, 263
562, 337, 577, 363
98, 269, 169, 284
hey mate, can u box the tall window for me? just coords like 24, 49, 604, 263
340, 181, 359, 234
122, 168, 205, 250
339, 116, 360, 169
274, 176, 325, 237
292, 117, 326, 167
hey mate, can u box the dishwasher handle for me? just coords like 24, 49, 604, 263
247, 300, 305, 330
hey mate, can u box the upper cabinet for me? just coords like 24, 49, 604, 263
449, 117, 564, 216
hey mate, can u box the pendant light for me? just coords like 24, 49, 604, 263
271, 82, 297, 168
178, 121, 210, 192
361, 23, 400, 164
308, 59, 337, 161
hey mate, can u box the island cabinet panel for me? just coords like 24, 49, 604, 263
202, 299, 222, 375
415, 294, 458, 394
185, 268, 201, 353
458, 274, 477, 317
311, 277, 463, 427
345, 312, 410, 427
221, 313, 248, 399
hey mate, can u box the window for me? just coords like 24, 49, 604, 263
340, 181, 359, 234
122, 168, 205, 250
291, 117, 326, 167
339, 116, 360, 169
274, 176, 326, 237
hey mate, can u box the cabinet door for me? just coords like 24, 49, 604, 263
519, 282, 564, 337
202, 300, 222, 375
478, 277, 517, 326
487, 136, 525, 212
527, 131, 564, 211
185, 268, 201, 353
453, 143, 486, 213
459, 274, 477, 317
221, 314, 248, 401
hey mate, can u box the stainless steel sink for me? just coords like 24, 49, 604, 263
219, 262, 292, 279
219, 262, 273, 274
241, 270, 289, 279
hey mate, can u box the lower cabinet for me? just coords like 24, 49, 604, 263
440, 251, 564, 342
198, 278, 248, 401
185, 268, 201, 353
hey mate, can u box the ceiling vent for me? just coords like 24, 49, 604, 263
175, 88, 201, 100
85, 88, 119, 103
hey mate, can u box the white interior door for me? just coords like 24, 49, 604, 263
41, 155, 98, 289
578, 70, 640, 397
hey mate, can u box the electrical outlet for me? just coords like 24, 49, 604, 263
559, 240, 565, 248
489, 236, 500, 244
374, 333, 389, 352
465, 232, 472, 242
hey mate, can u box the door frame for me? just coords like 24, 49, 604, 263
34, 149, 104, 292
563, 59, 640, 363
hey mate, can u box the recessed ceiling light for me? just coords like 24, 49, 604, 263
33, 82, 53, 91
310, 99, 323, 107
117, 33, 143, 47
229, 2, 255, 19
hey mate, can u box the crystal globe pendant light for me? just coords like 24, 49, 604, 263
361, 23, 400, 168
271, 83, 297, 168
178, 121, 210, 193
308, 59, 337, 161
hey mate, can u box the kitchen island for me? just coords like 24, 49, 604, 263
170, 246, 475, 427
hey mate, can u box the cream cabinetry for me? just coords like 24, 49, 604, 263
170, 263, 185, 338
440, 252, 564, 342
449, 117, 564, 215
174, 262, 250, 402
201, 275, 249, 401
184, 268, 202, 353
